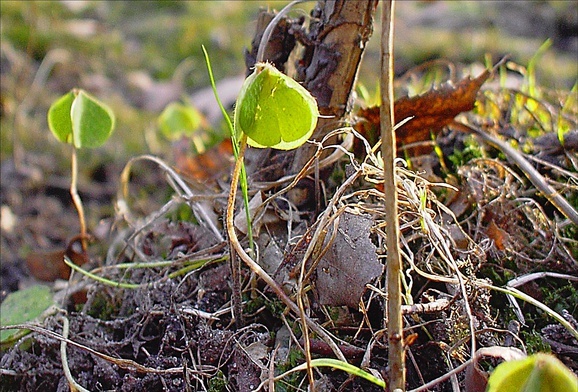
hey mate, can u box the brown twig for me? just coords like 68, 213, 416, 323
380, 1, 405, 390
225, 134, 349, 362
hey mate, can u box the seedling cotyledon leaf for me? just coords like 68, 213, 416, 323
234, 62, 318, 150
48, 89, 115, 149
486, 353, 578, 392
158, 102, 203, 141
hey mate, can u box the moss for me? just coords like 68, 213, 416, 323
275, 348, 305, 392
520, 330, 552, 354
207, 370, 228, 392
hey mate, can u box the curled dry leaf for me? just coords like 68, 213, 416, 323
356, 66, 493, 154
465, 346, 527, 392
25, 236, 89, 282
315, 212, 382, 308
173, 138, 233, 184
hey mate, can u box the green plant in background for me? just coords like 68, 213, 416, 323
47, 88, 115, 251
157, 98, 230, 157
0, 285, 55, 349
557, 82, 577, 147
207, 370, 228, 392
524, 39, 553, 98
158, 100, 203, 140
486, 353, 578, 392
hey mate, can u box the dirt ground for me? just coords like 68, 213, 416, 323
1, 1, 577, 391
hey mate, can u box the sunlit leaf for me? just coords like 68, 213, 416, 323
234, 62, 318, 150
158, 102, 203, 140
47, 91, 75, 144
47, 89, 115, 149
486, 353, 578, 392
70, 90, 115, 148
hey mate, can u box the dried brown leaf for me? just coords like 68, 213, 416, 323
25, 237, 88, 282
173, 139, 233, 183
356, 66, 493, 154
486, 220, 510, 251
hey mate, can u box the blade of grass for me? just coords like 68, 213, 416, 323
202, 46, 252, 327
259, 358, 386, 390
201, 45, 253, 253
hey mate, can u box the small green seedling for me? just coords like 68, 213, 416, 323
557, 82, 577, 148
486, 352, 578, 392
234, 62, 319, 150
202, 45, 319, 327
0, 285, 55, 349
158, 101, 203, 141
48, 89, 115, 148
48, 88, 115, 251
158, 100, 213, 155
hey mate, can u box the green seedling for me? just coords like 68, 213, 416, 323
158, 101, 203, 141
486, 353, 578, 392
202, 43, 319, 330
557, 82, 577, 148
157, 100, 217, 156
0, 285, 55, 349
235, 62, 318, 150
525, 39, 552, 98
47, 88, 115, 251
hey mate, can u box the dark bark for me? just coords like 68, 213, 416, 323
244, 10, 303, 76
245, 0, 378, 198
291, 0, 378, 176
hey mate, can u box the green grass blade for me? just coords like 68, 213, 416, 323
64, 256, 141, 289
201, 45, 253, 251
276, 358, 386, 388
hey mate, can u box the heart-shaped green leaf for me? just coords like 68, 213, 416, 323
47, 89, 115, 149
0, 285, 54, 344
234, 62, 318, 150
486, 353, 578, 392
70, 90, 115, 148
158, 102, 203, 140
47, 91, 75, 144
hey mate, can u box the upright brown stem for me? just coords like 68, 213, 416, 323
226, 136, 248, 328
290, 0, 378, 176
380, 1, 405, 391
70, 146, 88, 253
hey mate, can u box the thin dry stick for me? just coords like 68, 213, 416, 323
380, 1, 405, 391
224, 135, 348, 362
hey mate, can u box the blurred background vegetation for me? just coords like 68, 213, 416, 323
1, 0, 575, 166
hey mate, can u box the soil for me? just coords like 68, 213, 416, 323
1, 1, 577, 391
